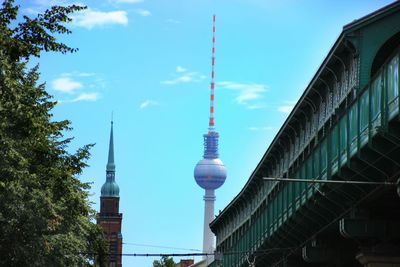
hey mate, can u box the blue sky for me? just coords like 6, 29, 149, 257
19, 0, 394, 266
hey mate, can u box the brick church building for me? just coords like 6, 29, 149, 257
97, 121, 123, 267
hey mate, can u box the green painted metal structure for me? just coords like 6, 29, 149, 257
210, 2, 400, 266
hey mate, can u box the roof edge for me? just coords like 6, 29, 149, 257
343, 1, 400, 31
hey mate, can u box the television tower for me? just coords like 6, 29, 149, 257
194, 15, 227, 261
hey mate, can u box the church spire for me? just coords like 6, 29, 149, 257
107, 120, 115, 172
97, 118, 123, 267
101, 120, 119, 197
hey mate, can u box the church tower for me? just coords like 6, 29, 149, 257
97, 121, 123, 267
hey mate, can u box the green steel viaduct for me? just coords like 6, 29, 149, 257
209, 2, 400, 266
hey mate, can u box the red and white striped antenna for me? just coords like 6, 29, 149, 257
208, 14, 216, 131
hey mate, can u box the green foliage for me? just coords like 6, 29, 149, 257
0, 0, 85, 60
153, 256, 176, 267
0, 1, 107, 266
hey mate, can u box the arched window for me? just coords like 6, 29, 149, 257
371, 31, 400, 77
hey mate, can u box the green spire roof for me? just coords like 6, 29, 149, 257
107, 121, 115, 171
101, 120, 119, 197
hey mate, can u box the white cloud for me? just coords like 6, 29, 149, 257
77, 72, 96, 77
52, 72, 104, 103
217, 81, 267, 104
52, 77, 82, 94
176, 66, 186, 73
71, 92, 99, 102
278, 105, 294, 113
72, 8, 128, 29
137, 9, 151, 17
166, 18, 181, 24
60, 71, 96, 77
161, 67, 205, 85
247, 104, 266, 110
161, 75, 192, 85
139, 100, 158, 109
114, 0, 143, 3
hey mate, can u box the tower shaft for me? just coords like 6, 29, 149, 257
203, 189, 216, 262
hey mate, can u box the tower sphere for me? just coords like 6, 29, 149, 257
194, 158, 227, 190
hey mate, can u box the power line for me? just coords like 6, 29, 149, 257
82, 247, 296, 257
122, 242, 201, 252
116, 253, 210, 257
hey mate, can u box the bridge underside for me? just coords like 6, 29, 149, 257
246, 120, 400, 267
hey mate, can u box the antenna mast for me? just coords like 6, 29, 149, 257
209, 14, 216, 131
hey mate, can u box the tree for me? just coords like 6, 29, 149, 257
0, 1, 107, 266
153, 256, 176, 267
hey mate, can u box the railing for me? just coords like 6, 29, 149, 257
287, 58, 359, 175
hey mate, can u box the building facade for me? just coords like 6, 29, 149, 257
97, 121, 123, 267
175, 259, 194, 267
210, 2, 400, 267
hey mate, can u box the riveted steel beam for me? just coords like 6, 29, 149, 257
339, 218, 400, 239
263, 177, 395, 186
